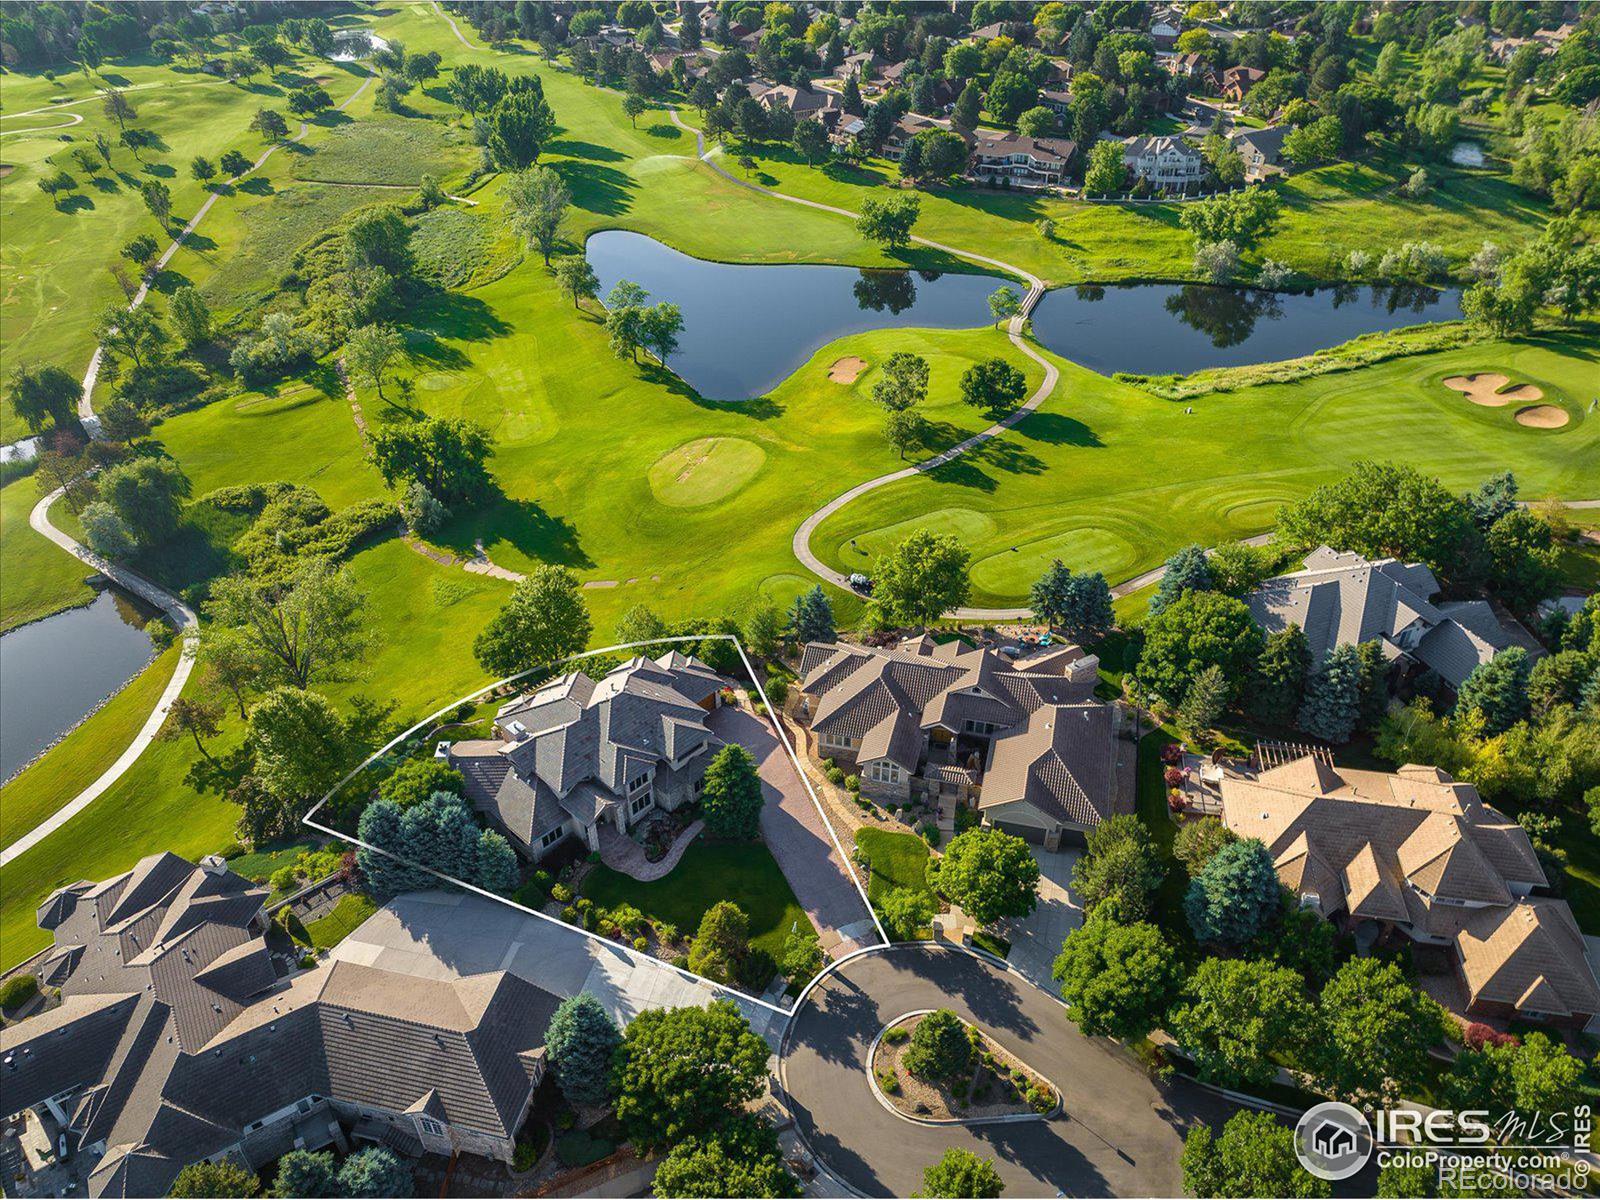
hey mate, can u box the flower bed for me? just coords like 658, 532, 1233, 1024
870, 1012, 1058, 1123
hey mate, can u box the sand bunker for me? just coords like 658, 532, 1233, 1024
1442, 373, 1544, 407
829, 356, 868, 384
1515, 404, 1569, 429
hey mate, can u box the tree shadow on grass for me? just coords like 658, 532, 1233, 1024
1014, 410, 1103, 447
237, 176, 275, 196
89, 175, 119, 193
140, 161, 177, 178
564, 160, 635, 217
57, 194, 95, 214
548, 138, 626, 163
309, 109, 356, 128
175, 230, 218, 253
407, 289, 512, 349
149, 268, 193, 294
435, 490, 594, 571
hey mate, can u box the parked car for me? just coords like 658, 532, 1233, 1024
848, 573, 873, 594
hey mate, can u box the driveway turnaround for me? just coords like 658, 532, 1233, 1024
707, 703, 881, 957
780, 945, 1236, 1197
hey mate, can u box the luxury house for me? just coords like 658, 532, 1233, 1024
1219, 65, 1267, 101
755, 82, 843, 125
1122, 134, 1207, 188
1221, 757, 1600, 1028
0, 854, 559, 1196
1037, 86, 1074, 117
447, 652, 727, 861
968, 131, 1078, 189
1245, 547, 1517, 691
882, 113, 971, 162
794, 636, 1124, 848
1228, 124, 1290, 180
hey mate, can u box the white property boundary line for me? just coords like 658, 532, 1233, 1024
301, 635, 886, 1017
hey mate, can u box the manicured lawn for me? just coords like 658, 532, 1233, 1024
580, 839, 811, 960
0, 642, 179, 847
854, 827, 932, 904
0, 477, 93, 633
306, 892, 378, 950
225, 837, 321, 883
816, 330, 1600, 607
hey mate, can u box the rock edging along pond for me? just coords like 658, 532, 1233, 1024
583, 232, 1466, 394
0, 585, 160, 782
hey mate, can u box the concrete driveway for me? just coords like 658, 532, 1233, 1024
780, 945, 1236, 1197
1002, 845, 1083, 993
707, 703, 881, 957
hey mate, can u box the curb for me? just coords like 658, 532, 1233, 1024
864, 1009, 1061, 1128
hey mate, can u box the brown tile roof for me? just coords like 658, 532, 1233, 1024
979, 703, 1121, 828
1456, 899, 1600, 1018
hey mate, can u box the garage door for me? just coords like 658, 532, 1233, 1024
993, 820, 1045, 845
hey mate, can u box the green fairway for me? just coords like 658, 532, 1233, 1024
0, 477, 93, 632
0, 642, 178, 847
816, 330, 1600, 607
580, 839, 811, 961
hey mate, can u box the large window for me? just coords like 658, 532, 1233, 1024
627, 771, 651, 794
867, 761, 901, 785
630, 792, 652, 816
962, 719, 1001, 736
824, 733, 858, 750
539, 827, 564, 850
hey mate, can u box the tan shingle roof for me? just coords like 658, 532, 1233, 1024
1456, 899, 1600, 1018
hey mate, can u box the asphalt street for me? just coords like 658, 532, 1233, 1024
780, 945, 1237, 1197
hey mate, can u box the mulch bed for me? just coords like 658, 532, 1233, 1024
871, 1013, 1056, 1122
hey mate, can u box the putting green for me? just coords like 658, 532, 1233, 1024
758, 572, 814, 609
971, 526, 1141, 595
834, 507, 1000, 570
649, 437, 768, 507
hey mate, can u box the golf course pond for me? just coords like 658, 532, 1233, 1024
0, 586, 158, 781
586, 232, 1467, 392
585, 230, 1003, 400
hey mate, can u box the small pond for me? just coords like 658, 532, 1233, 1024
1028, 282, 1465, 377
584, 230, 1003, 400
1449, 141, 1486, 167
1, 587, 159, 782
329, 29, 389, 62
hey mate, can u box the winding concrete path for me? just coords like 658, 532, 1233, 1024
8, 66, 376, 865
668, 110, 1064, 621
1, 490, 199, 867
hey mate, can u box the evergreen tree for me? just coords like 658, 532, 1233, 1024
952, 81, 982, 130
475, 829, 519, 894
700, 743, 764, 839
1029, 560, 1114, 641
272, 1150, 338, 1199
790, 585, 836, 645
1185, 839, 1282, 946
338, 1148, 413, 1198
1355, 639, 1389, 731
842, 74, 864, 115
1298, 643, 1363, 743
1150, 545, 1213, 615
545, 993, 622, 1106
1456, 648, 1532, 734
1178, 665, 1230, 732
1250, 625, 1310, 724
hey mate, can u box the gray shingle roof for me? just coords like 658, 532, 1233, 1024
1246, 547, 1511, 687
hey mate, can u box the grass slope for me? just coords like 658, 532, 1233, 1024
816, 330, 1600, 607
0, 642, 180, 846
0, 477, 93, 632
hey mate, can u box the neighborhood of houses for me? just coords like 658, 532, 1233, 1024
590, 2, 1310, 194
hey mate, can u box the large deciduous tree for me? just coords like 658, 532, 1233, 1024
1168, 958, 1312, 1089
1132, 591, 1264, 710
1310, 957, 1451, 1107
1052, 915, 1180, 1042
345, 323, 405, 402
487, 87, 557, 171
856, 193, 921, 251
504, 165, 571, 265
959, 358, 1026, 417
1181, 1111, 1329, 1200
369, 416, 494, 505
1071, 814, 1165, 923
206, 560, 367, 690
933, 827, 1040, 924
651, 1114, 799, 1199
613, 1001, 770, 1150
249, 687, 349, 818
916, 1148, 1004, 1199
97, 456, 190, 545
472, 565, 592, 677
873, 530, 971, 628
7, 362, 82, 434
